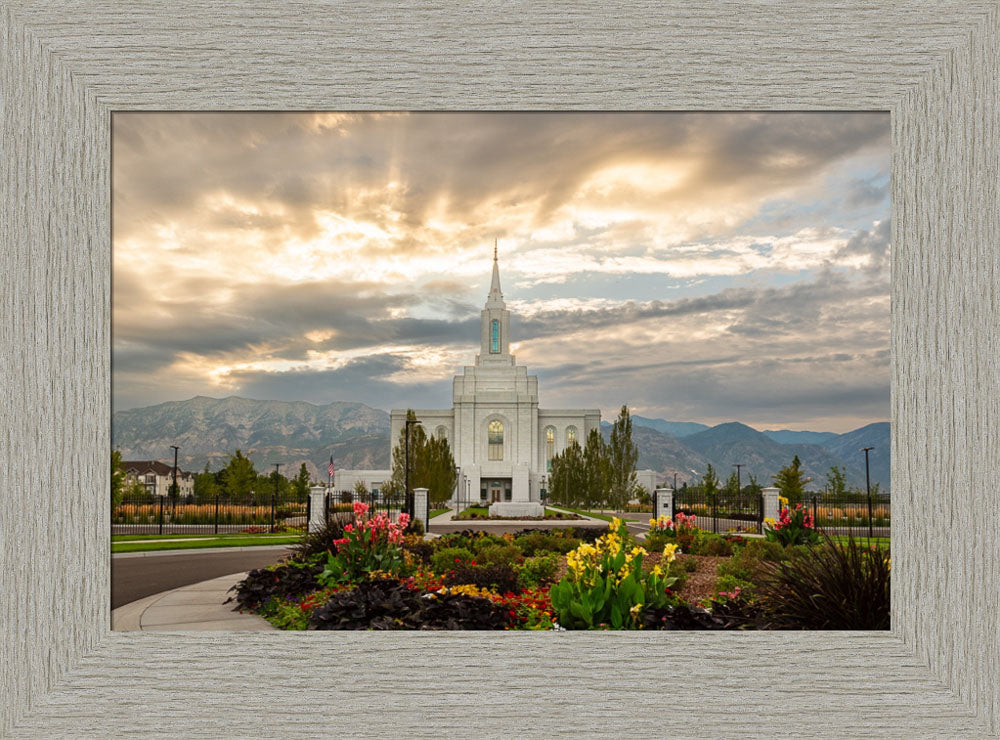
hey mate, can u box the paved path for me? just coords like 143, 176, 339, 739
428, 507, 609, 535
112, 572, 274, 631
112, 546, 293, 609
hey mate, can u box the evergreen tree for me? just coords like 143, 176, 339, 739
582, 427, 610, 508
111, 449, 125, 508
745, 473, 762, 498
702, 464, 720, 505
724, 470, 740, 496
221, 449, 256, 502
773, 455, 810, 504
386, 410, 457, 509
193, 462, 218, 503
549, 441, 586, 508
353, 479, 370, 504
387, 410, 428, 503
607, 405, 639, 510
292, 462, 311, 499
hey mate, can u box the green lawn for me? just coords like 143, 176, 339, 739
429, 508, 451, 519
112, 533, 303, 553
828, 534, 891, 549
547, 505, 614, 522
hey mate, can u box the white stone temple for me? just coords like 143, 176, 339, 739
335, 246, 657, 516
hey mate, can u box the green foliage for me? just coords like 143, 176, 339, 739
772, 455, 810, 504
765, 502, 821, 547
702, 464, 720, 503
825, 465, 848, 499
513, 530, 581, 556
292, 463, 311, 499
517, 553, 560, 589
688, 531, 735, 557
549, 440, 587, 507
430, 547, 475, 574
583, 428, 610, 507
388, 410, 457, 505
477, 544, 522, 568
607, 405, 639, 510
193, 462, 218, 503
221, 449, 256, 501
683, 557, 698, 573
111, 449, 125, 508
258, 597, 311, 630
756, 535, 891, 629
724, 470, 740, 496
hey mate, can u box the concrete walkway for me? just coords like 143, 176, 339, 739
111, 571, 275, 631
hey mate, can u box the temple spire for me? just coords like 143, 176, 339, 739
488, 240, 503, 301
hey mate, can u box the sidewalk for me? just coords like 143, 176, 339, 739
111, 571, 275, 631
430, 507, 606, 526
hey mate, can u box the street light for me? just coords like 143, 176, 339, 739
405, 418, 422, 518
169, 445, 179, 516
862, 447, 875, 539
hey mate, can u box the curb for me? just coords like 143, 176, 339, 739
112, 544, 295, 559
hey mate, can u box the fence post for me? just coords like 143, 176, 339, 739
412, 487, 429, 532
214, 494, 219, 535
762, 487, 780, 527
158, 494, 164, 535
270, 493, 276, 532
812, 496, 818, 530
712, 493, 718, 534
653, 487, 672, 522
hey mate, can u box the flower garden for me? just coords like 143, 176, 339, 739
228, 497, 890, 630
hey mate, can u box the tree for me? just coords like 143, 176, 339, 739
582, 428, 610, 508
353, 479, 370, 504
724, 470, 740, 496
221, 449, 256, 502
745, 473, 762, 498
292, 462, 311, 499
193, 462, 218, 503
702, 464, 720, 504
386, 410, 457, 508
607, 405, 639, 510
825, 465, 848, 501
549, 441, 586, 508
111, 449, 126, 508
773, 455, 810, 504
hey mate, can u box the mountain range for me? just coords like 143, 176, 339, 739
112, 396, 890, 491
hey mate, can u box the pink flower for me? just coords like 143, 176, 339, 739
343, 523, 354, 533
397, 513, 411, 528
353, 501, 369, 517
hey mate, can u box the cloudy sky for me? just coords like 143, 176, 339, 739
113, 112, 890, 432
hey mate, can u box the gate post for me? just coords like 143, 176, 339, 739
158, 494, 164, 535
762, 487, 781, 528
412, 487, 429, 533
653, 487, 673, 522
214, 494, 219, 535
308, 485, 326, 533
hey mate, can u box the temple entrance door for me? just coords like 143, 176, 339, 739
490, 482, 502, 503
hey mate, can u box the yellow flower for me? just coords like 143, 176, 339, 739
652, 564, 663, 577
629, 603, 642, 616
648, 518, 657, 528
778, 495, 789, 507
611, 517, 623, 530
662, 543, 680, 563
764, 517, 777, 528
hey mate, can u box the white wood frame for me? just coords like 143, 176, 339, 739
2, 2, 998, 736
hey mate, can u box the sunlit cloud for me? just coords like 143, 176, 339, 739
112, 111, 889, 431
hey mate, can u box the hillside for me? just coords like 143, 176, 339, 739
112, 396, 391, 480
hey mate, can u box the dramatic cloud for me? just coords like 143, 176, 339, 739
113, 112, 889, 431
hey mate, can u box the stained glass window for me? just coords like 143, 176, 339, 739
491, 319, 499, 353
488, 420, 503, 460
566, 426, 577, 446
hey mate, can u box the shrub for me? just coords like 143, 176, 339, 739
641, 597, 768, 630
446, 562, 521, 594
477, 544, 523, 568
406, 517, 425, 536
688, 532, 735, 557
470, 533, 513, 553
323, 502, 410, 582
683, 558, 698, 573
513, 530, 580, 556
227, 559, 325, 611
292, 512, 352, 559
309, 579, 509, 630
755, 535, 890, 629
714, 574, 756, 600
402, 536, 434, 564
517, 553, 560, 589
430, 547, 475, 574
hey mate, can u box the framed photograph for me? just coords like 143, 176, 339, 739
3, 3, 997, 737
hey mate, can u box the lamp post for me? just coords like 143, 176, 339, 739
405, 418, 421, 518
169, 445, 179, 516
465, 478, 470, 515
862, 447, 874, 539
540, 475, 547, 505
271, 463, 281, 532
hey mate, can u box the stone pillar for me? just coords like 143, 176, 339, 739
308, 485, 327, 533
413, 487, 429, 531
654, 487, 673, 521
762, 487, 781, 524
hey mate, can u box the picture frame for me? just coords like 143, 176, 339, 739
2, 3, 997, 736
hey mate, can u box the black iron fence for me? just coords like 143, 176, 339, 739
320, 489, 407, 526
807, 494, 891, 539
112, 491, 308, 535
672, 489, 764, 535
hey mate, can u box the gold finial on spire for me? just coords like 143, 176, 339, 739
494, 238, 498, 261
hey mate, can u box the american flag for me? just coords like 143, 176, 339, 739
328, 457, 335, 478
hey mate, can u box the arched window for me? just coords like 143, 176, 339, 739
545, 426, 556, 471
566, 426, 577, 447
490, 319, 500, 353
436, 425, 448, 441
488, 420, 504, 460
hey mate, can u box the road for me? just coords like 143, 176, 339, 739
111, 547, 294, 609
